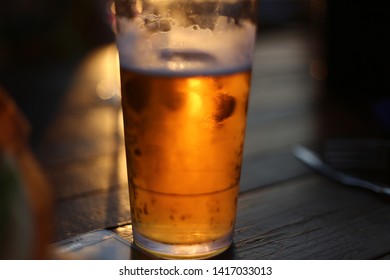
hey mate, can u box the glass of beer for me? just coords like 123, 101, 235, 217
114, 0, 257, 259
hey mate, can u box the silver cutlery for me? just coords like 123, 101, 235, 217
293, 144, 390, 196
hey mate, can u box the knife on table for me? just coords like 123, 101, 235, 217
292, 144, 390, 196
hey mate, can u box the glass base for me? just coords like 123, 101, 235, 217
133, 231, 233, 259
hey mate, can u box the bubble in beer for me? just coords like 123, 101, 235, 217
144, 14, 172, 33
159, 19, 171, 32
143, 203, 149, 215
134, 148, 142, 156
213, 94, 236, 122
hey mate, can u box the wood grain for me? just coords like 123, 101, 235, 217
234, 174, 390, 259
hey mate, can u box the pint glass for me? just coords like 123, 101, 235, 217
114, 0, 257, 259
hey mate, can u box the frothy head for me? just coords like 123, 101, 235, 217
115, 1, 257, 75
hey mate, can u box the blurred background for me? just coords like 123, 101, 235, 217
0, 0, 116, 142
2, 0, 389, 142
1, 0, 389, 259
0, 0, 312, 142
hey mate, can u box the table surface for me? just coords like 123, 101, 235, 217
33, 27, 390, 260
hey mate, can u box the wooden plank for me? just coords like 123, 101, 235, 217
234, 174, 390, 259
54, 187, 130, 242
244, 113, 315, 157
44, 148, 127, 200
240, 150, 310, 192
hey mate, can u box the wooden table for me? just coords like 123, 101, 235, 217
33, 27, 390, 259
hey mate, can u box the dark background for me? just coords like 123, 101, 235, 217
1, 0, 390, 141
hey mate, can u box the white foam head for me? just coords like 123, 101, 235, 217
116, 14, 256, 76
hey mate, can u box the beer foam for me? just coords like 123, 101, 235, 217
116, 16, 256, 76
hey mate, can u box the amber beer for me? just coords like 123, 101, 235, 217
121, 67, 251, 256
114, 0, 257, 259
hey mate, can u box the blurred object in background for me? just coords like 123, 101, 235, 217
0, 88, 53, 259
0, 0, 115, 143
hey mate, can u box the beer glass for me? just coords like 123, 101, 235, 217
114, 0, 257, 259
